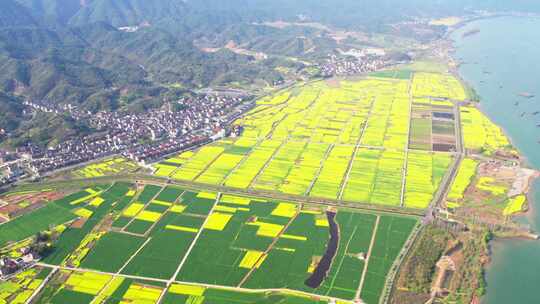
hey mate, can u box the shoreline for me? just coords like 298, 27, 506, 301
447, 14, 540, 214
445, 14, 540, 304
445, 12, 540, 39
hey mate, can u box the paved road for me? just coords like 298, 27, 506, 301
11, 174, 425, 218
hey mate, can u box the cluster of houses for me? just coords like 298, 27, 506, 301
0, 158, 29, 187
92, 94, 248, 139
0, 248, 39, 280
318, 54, 389, 77
6, 93, 254, 179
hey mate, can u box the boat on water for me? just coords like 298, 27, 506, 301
518, 92, 535, 98
462, 28, 480, 38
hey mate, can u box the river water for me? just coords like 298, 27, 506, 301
451, 16, 540, 303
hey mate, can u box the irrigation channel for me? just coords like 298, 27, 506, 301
305, 211, 340, 288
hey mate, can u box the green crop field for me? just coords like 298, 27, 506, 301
360, 216, 418, 304
119, 195, 212, 279
136, 185, 163, 203
0, 203, 76, 247
162, 284, 330, 304
80, 232, 145, 272
49, 289, 94, 304
154, 186, 184, 203
171, 192, 418, 302
42, 183, 133, 265
370, 69, 413, 80
120, 230, 196, 279
244, 211, 379, 299
0, 185, 114, 247
5, 182, 417, 304
124, 219, 154, 234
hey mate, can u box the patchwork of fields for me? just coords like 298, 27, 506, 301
155, 72, 469, 209
0, 70, 517, 304
37, 271, 340, 304
1, 183, 417, 304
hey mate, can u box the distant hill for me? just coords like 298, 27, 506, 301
0, 23, 284, 112
15, 0, 83, 25
69, 0, 540, 31
69, 0, 190, 27
0, 26, 146, 111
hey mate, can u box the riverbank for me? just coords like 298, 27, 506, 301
449, 15, 540, 304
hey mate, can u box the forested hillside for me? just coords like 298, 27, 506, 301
1, 0, 539, 147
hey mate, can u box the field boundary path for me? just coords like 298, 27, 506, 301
428, 102, 465, 211
219, 138, 265, 186
120, 186, 164, 233
248, 139, 289, 189
117, 237, 153, 274
400, 76, 415, 207
339, 97, 376, 200
35, 262, 352, 304
305, 144, 334, 196
237, 209, 301, 287
10, 174, 426, 217
26, 266, 58, 304
168, 193, 221, 283
380, 222, 423, 304
355, 215, 381, 301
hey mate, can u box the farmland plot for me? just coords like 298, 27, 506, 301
412, 72, 467, 101
461, 106, 510, 154
149, 75, 465, 210
404, 151, 453, 209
